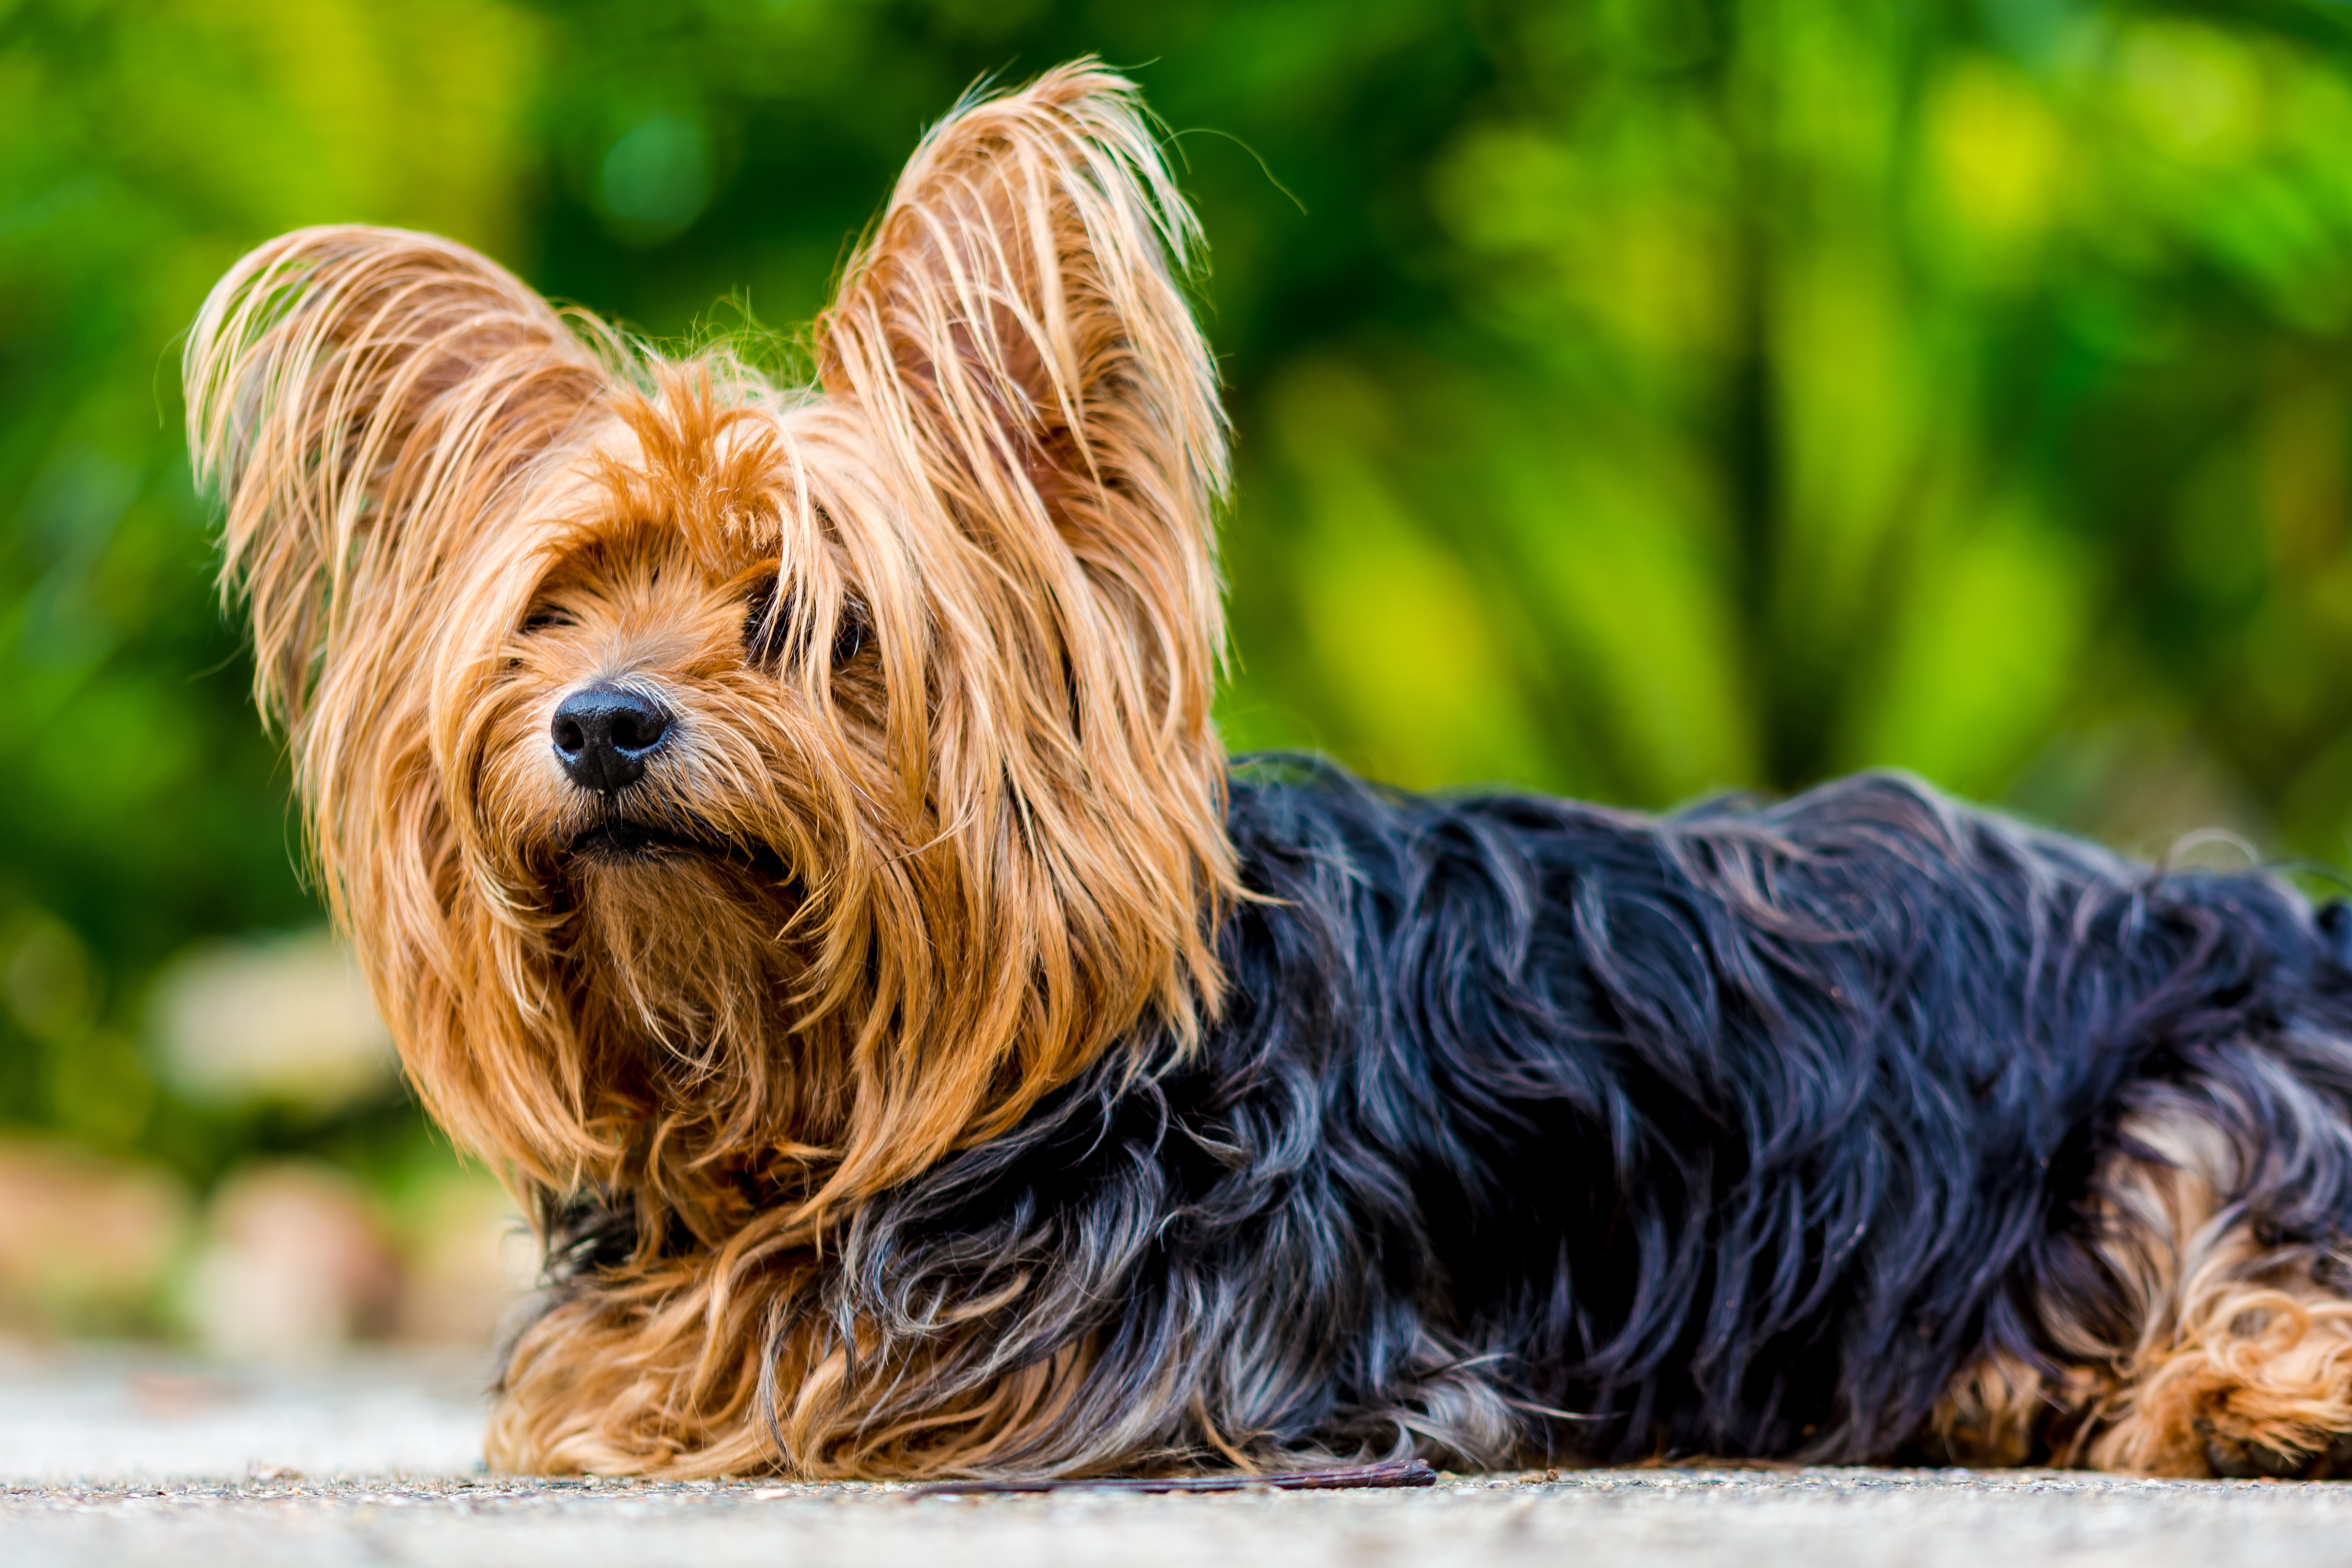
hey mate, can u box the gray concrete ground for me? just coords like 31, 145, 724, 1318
8, 1349, 2352, 1566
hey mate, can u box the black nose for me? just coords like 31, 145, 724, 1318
551, 684, 671, 793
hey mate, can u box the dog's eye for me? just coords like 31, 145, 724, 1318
743, 578, 789, 668
832, 597, 871, 665
743, 576, 871, 671
520, 604, 576, 634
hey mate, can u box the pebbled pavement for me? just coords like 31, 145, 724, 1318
6, 1350, 2352, 1567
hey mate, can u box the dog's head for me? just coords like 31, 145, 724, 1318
184, 64, 1237, 1233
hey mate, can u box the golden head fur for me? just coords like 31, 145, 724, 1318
186, 62, 1238, 1256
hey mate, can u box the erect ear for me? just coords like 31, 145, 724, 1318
814, 61, 1228, 752
792, 65, 1239, 1213
185, 226, 606, 728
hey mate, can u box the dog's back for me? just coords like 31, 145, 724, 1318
787, 760, 2352, 1474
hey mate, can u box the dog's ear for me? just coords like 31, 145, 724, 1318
185, 226, 605, 728
800, 63, 1240, 1204
815, 61, 1227, 760
790, 58, 1251, 1203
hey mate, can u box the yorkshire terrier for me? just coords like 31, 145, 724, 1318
187, 62, 2352, 1480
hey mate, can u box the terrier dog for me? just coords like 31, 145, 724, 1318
187, 63, 2352, 1480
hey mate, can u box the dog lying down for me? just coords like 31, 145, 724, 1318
185, 61, 2352, 1481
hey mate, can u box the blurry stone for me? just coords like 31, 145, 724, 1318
190, 1164, 401, 1364
127, 1370, 245, 1417
0, 1139, 190, 1337
150, 932, 396, 1112
392, 1172, 534, 1348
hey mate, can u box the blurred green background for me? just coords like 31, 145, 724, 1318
9, 0, 2352, 1344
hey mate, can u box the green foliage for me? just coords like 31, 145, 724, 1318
8, 0, 2352, 1172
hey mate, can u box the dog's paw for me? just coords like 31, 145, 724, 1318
2196, 1419, 2352, 1480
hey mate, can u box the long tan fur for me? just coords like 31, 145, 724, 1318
1930, 1085, 2352, 1476
187, 62, 1238, 1473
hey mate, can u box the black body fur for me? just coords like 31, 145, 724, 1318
538, 759, 2352, 1472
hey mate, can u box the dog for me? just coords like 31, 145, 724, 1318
184, 61, 2352, 1481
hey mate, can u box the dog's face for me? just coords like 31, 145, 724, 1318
185, 66, 1238, 1232
462, 416, 861, 1010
